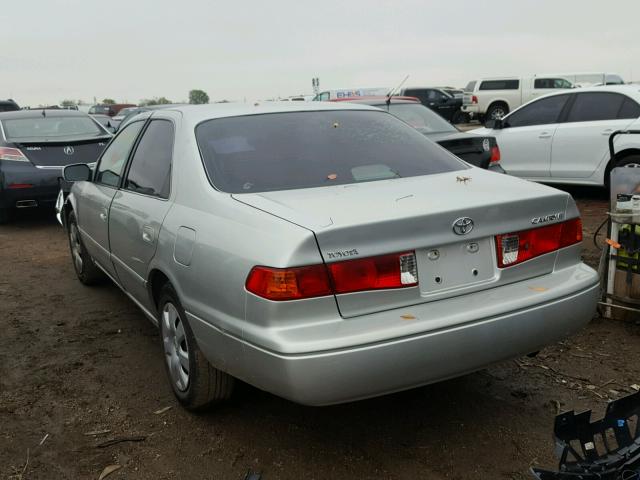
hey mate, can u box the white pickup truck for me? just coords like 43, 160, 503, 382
462, 76, 574, 122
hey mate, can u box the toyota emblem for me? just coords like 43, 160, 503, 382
452, 217, 474, 235
63, 146, 74, 155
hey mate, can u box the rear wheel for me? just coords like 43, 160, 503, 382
486, 102, 509, 121
451, 111, 470, 125
67, 211, 104, 285
158, 283, 234, 410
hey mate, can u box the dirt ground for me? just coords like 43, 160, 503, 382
1, 186, 639, 480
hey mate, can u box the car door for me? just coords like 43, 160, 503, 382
490, 93, 571, 178
76, 120, 145, 279
108, 118, 175, 311
426, 89, 454, 119
551, 92, 639, 179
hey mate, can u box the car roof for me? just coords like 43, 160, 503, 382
156, 101, 382, 124
528, 84, 640, 102
0, 109, 92, 120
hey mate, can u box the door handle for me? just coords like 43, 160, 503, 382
99, 212, 107, 222
142, 226, 154, 243
538, 132, 552, 139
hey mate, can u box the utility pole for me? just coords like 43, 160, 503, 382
312, 77, 320, 96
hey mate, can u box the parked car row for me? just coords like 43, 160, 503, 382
7, 82, 635, 410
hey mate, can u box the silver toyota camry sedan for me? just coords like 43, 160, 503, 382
59, 102, 599, 409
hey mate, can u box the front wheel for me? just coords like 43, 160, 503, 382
158, 284, 234, 410
67, 211, 104, 285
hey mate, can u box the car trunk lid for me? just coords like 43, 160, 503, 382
15, 137, 110, 168
234, 170, 571, 317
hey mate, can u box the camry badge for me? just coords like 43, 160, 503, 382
63, 146, 74, 155
452, 217, 474, 235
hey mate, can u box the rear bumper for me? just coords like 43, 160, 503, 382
190, 263, 599, 406
461, 104, 479, 117
0, 163, 62, 209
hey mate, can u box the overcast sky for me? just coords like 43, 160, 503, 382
2, 0, 639, 106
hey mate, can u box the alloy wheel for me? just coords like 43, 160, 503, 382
162, 302, 190, 392
69, 223, 83, 273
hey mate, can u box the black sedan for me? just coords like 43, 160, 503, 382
333, 97, 504, 172
0, 109, 111, 222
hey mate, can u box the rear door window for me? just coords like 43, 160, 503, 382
566, 92, 626, 122
505, 94, 570, 128
124, 120, 174, 198
618, 97, 640, 119
479, 80, 519, 90
95, 121, 145, 187
534, 78, 572, 89
196, 110, 466, 194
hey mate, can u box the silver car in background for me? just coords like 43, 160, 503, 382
59, 102, 599, 409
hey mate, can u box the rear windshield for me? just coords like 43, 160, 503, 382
464, 81, 476, 92
384, 103, 456, 134
196, 110, 466, 193
2, 116, 105, 140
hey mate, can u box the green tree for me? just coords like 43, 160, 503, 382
140, 97, 172, 106
102, 98, 116, 105
60, 99, 76, 107
189, 89, 209, 104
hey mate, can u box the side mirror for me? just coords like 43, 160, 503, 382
63, 163, 92, 182
485, 118, 504, 129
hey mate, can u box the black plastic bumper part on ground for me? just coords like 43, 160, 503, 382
532, 391, 640, 479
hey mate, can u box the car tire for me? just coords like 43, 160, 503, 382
158, 283, 234, 411
451, 111, 470, 125
486, 102, 509, 121
606, 154, 640, 190
67, 211, 104, 285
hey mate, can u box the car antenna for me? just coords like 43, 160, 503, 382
386, 75, 409, 109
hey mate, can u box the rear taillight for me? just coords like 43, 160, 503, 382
495, 218, 582, 268
245, 265, 332, 300
490, 145, 501, 163
246, 251, 418, 301
328, 251, 418, 294
471, 95, 478, 104
0, 147, 29, 162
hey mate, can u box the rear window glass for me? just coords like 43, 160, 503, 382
479, 80, 519, 90
2, 116, 105, 140
385, 103, 456, 134
465, 81, 476, 92
196, 110, 466, 193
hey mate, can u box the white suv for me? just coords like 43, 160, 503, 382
462, 76, 574, 122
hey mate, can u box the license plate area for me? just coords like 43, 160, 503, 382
416, 238, 496, 294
